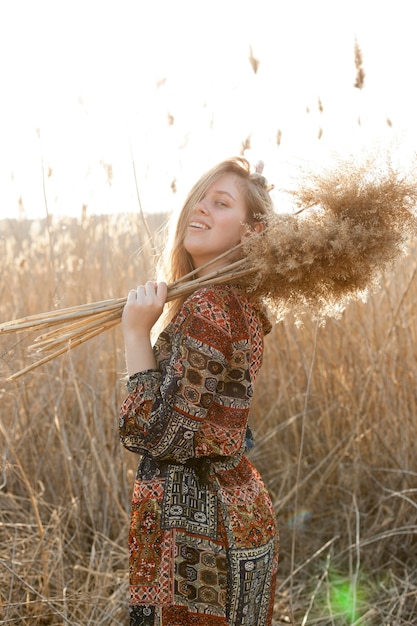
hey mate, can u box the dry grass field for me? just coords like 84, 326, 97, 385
1, 211, 416, 625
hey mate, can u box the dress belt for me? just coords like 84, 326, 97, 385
156, 455, 232, 486
182, 455, 230, 485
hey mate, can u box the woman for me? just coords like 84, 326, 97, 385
119, 157, 279, 626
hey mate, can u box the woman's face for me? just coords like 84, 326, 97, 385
183, 173, 249, 275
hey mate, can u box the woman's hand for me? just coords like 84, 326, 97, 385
122, 281, 168, 376
122, 281, 168, 338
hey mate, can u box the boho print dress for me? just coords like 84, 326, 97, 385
119, 285, 278, 626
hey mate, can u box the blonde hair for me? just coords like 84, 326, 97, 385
159, 157, 275, 322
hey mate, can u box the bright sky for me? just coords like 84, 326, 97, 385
0, 0, 416, 219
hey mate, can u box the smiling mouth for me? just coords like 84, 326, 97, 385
189, 222, 209, 230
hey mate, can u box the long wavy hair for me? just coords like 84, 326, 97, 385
159, 157, 275, 321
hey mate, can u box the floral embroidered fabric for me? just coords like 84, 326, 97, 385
119, 285, 278, 626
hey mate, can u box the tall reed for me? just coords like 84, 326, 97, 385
1, 212, 416, 624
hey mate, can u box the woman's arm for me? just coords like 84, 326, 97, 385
119, 287, 253, 462
122, 281, 167, 375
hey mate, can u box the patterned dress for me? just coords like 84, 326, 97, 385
119, 285, 278, 626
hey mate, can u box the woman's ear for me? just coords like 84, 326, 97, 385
252, 221, 264, 234
242, 221, 264, 239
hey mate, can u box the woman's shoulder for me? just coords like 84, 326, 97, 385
184, 284, 244, 311
182, 284, 272, 335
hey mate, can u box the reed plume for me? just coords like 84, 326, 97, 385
241, 151, 417, 320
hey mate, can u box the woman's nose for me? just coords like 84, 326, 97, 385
195, 198, 209, 214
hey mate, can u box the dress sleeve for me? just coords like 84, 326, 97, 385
119, 290, 253, 462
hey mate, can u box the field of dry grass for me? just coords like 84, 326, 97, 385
1, 211, 416, 625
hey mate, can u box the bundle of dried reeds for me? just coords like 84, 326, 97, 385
2, 151, 417, 380
0, 253, 254, 380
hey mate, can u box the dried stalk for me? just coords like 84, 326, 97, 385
1, 251, 253, 381
2, 150, 417, 381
